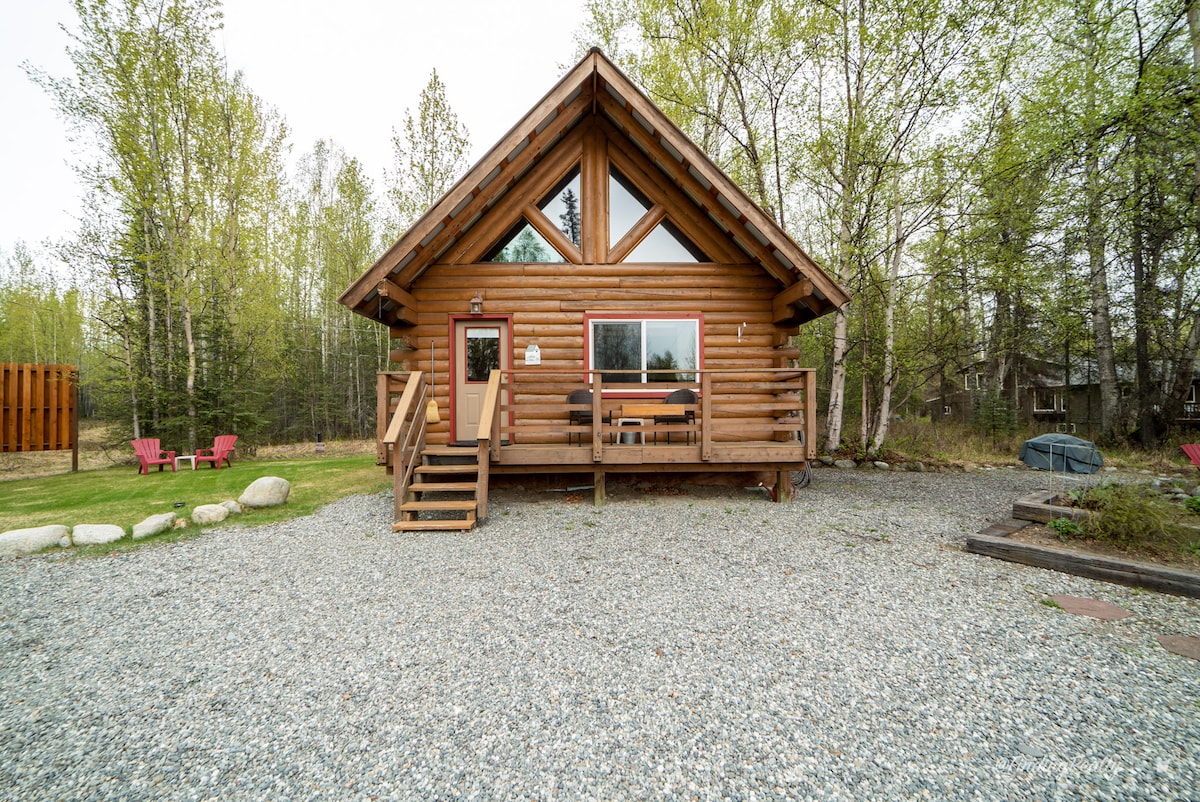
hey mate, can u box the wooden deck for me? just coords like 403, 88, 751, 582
376, 368, 816, 529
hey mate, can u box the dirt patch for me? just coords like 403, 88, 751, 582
1011, 522, 1200, 573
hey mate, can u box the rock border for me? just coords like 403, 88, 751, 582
0, 476, 290, 557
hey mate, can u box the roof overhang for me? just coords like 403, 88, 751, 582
339, 49, 850, 327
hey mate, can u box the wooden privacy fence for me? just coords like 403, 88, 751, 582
1, 363, 79, 470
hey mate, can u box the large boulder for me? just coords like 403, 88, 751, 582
191, 504, 229, 525
72, 524, 125, 546
0, 525, 69, 557
132, 513, 176, 540
238, 477, 290, 508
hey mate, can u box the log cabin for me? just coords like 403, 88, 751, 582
339, 49, 850, 530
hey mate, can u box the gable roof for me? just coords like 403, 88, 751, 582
339, 49, 850, 325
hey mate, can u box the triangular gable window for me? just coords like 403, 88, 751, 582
609, 168, 651, 245
487, 219, 566, 263
538, 166, 582, 248
475, 140, 717, 265
626, 219, 708, 263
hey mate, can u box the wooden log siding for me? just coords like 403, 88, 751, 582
1, 363, 77, 453
395, 259, 799, 448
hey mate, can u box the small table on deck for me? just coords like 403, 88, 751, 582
617, 404, 689, 444
616, 418, 645, 445
175, 455, 197, 471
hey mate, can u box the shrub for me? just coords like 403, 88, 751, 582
1080, 484, 1186, 549
1047, 517, 1080, 541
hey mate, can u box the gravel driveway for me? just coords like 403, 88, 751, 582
2, 467, 1197, 801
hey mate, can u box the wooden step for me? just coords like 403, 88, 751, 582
400, 499, 479, 512
422, 446, 479, 457
393, 518, 477, 531
415, 463, 479, 475
409, 481, 477, 494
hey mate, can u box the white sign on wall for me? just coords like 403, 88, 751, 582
524, 344, 541, 366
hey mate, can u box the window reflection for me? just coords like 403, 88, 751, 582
609, 168, 651, 245
590, 318, 699, 384
466, 328, 500, 382
488, 219, 566, 263
626, 219, 707, 262
538, 167, 582, 248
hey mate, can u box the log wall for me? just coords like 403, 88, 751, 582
391, 263, 800, 445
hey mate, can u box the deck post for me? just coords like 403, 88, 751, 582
803, 370, 817, 459
775, 468, 790, 503
591, 371, 604, 462
701, 371, 713, 461
593, 468, 606, 506
376, 372, 390, 465
477, 440, 490, 521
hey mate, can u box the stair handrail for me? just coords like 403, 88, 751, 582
473, 369, 503, 521
384, 371, 428, 522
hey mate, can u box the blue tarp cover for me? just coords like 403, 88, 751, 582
1019, 433, 1103, 474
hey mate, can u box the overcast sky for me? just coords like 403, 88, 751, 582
0, 0, 588, 255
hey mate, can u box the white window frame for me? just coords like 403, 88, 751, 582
585, 314, 702, 394
1033, 389, 1058, 413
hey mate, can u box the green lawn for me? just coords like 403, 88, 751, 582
0, 455, 391, 543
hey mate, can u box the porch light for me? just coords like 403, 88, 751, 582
470, 293, 483, 314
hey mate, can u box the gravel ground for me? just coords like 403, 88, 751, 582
2, 466, 1197, 801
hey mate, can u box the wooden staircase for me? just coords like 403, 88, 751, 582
394, 446, 481, 531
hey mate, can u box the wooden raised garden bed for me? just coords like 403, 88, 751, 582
966, 491, 1200, 599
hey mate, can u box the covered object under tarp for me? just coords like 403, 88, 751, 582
1019, 433, 1103, 474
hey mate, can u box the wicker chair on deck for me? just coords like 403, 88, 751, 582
567, 389, 610, 445
654, 389, 697, 444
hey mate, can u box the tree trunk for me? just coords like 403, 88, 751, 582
182, 290, 198, 453
1191, 0, 1200, 240
871, 196, 905, 453
824, 0, 864, 453
1164, 310, 1200, 420
1083, 16, 1120, 439
1164, 2, 1200, 426
1130, 150, 1158, 446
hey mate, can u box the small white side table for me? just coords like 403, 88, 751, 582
175, 455, 197, 471
616, 418, 645, 445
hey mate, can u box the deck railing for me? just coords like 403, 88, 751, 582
482, 368, 816, 463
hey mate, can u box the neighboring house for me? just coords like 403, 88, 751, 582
339, 50, 849, 530
1179, 373, 1200, 425
928, 357, 1200, 433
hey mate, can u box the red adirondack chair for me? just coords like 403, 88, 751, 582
1182, 443, 1200, 472
195, 435, 238, 469
131, 438, 176, 475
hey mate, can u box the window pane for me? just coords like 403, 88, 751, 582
646, 320, 697, 382
538, 166, 582, 248
593, 322, 642, 383
466, 328, 500, 382
609, 168, 650, 245
626, 220, 708, 262
488, 219, 566, 263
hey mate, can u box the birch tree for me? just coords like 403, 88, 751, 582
385, 69, 471, 237
31, 0, 288, 448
